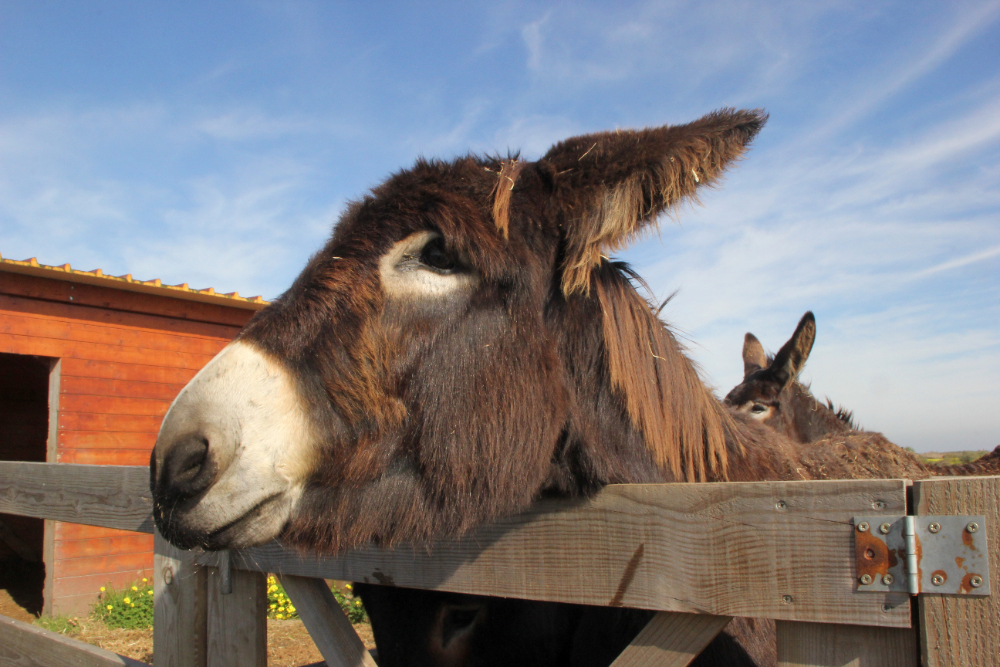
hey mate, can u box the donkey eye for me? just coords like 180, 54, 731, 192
419, 237, 457, 273
750, 403, 768, 414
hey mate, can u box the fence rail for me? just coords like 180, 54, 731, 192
0, 460, 997, 667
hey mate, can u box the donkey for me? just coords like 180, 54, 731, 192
723, 312, 857, 443
723, 312, 999, 481
149, 108, 985, 666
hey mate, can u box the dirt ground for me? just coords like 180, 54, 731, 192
16, 615, 375, 666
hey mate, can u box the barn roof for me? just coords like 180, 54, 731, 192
0, 254, 268, 310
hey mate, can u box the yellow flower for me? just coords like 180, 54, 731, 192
147, 590, 154, 595
287, 606, 295, 613
355, 600, 362, 606
142, 578, 148, 583
345, 584, 352, 590
106, 605, 113, 610
100, 587, 106, 592
270, 604, 276, 610
123, 597, 131, 604
131, 603, 136, 608
276, 614, 284, 620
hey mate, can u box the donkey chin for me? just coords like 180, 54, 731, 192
150, 340, 321, 550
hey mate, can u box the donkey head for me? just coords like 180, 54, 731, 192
724, 311, 853, 443
151, 109, 766, 552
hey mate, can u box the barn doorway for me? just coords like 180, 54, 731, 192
0, 352, 55, 620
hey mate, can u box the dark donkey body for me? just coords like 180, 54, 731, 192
149, 109, 990, 666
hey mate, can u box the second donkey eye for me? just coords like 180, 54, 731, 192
420, 237, 457, 273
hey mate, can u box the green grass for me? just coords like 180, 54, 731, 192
92, 579, 154, 630
266, 575, 367, 624
34, 614, 83, 636
917, 450, 990, 467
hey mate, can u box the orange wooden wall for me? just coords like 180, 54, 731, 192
0, 271, 257, 615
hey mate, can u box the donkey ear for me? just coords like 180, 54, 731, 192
768, 311, 816, 388
742, 333, 768, 378
539, 108, 767, 295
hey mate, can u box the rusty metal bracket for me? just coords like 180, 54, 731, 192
854, 515, 990, 596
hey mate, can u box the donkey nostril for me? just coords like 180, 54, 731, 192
161, 435, 214, 498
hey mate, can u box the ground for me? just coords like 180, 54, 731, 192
28, 616, 375, 666
0, 560, 375, 666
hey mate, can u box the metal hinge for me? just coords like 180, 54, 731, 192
854, 515, 990, 596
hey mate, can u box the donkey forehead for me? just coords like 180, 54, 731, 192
330, 160, 547, 273
725, 372, 782, 404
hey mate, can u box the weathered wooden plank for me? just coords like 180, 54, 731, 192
0, 462, 153, 533
55, 534, 153, 560
58, 450, 154, 467
154, 532, 207, 667
59, 394, 171, 418
0, 271, 260, 325
279, 575, 377, 667
0, 310, 232, 357
60, 358, 199, 386
59, 431, 158, 451
61, 376, 185, 402
776, 621, 917, 666
0, 332, 215, 371
0, 293, 246, 340
206, 480, 910, 627
610, 612, 731, 666
913, 475, 999, 667
52, 550, 153, 579
205, 567, 267, 667
0, 613, 148, 667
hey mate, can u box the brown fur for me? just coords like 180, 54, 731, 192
596, 264, 734, 481
489, 158, 525, 238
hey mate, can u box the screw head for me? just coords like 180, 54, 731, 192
967, 522, 979, 533
775, 500, 787, 510
932, 574, 946, 586
882, 574, 894, 585
881, 603, 893, 612
872, 500, 887, 510
879, 522, 892, 534
782, 595, 793, 604
970, 575, 984, 588
929, 522, 941, 533
857, 521, 870, 532
859, 574, 873, 585
162, 566, 174, 585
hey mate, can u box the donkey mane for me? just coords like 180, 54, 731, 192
596, 261, 736, 481
824, 398, 857, 429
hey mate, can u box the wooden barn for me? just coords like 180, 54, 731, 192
0, 255, 264, 616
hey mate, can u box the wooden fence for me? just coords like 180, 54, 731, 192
0, 460, 996, 666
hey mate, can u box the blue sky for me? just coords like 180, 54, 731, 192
1, 1, 998, 452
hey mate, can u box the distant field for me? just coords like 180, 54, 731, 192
916, 450, 991, 466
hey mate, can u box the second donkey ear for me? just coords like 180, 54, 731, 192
539, 108, 767, 295
742, 333, 768, 378
769, 311, 816, 389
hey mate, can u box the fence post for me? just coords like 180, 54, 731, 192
776, 621, 917, 666
206, 560, 267, 667
913, 475, 999, 666
154, 531, 207, 667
